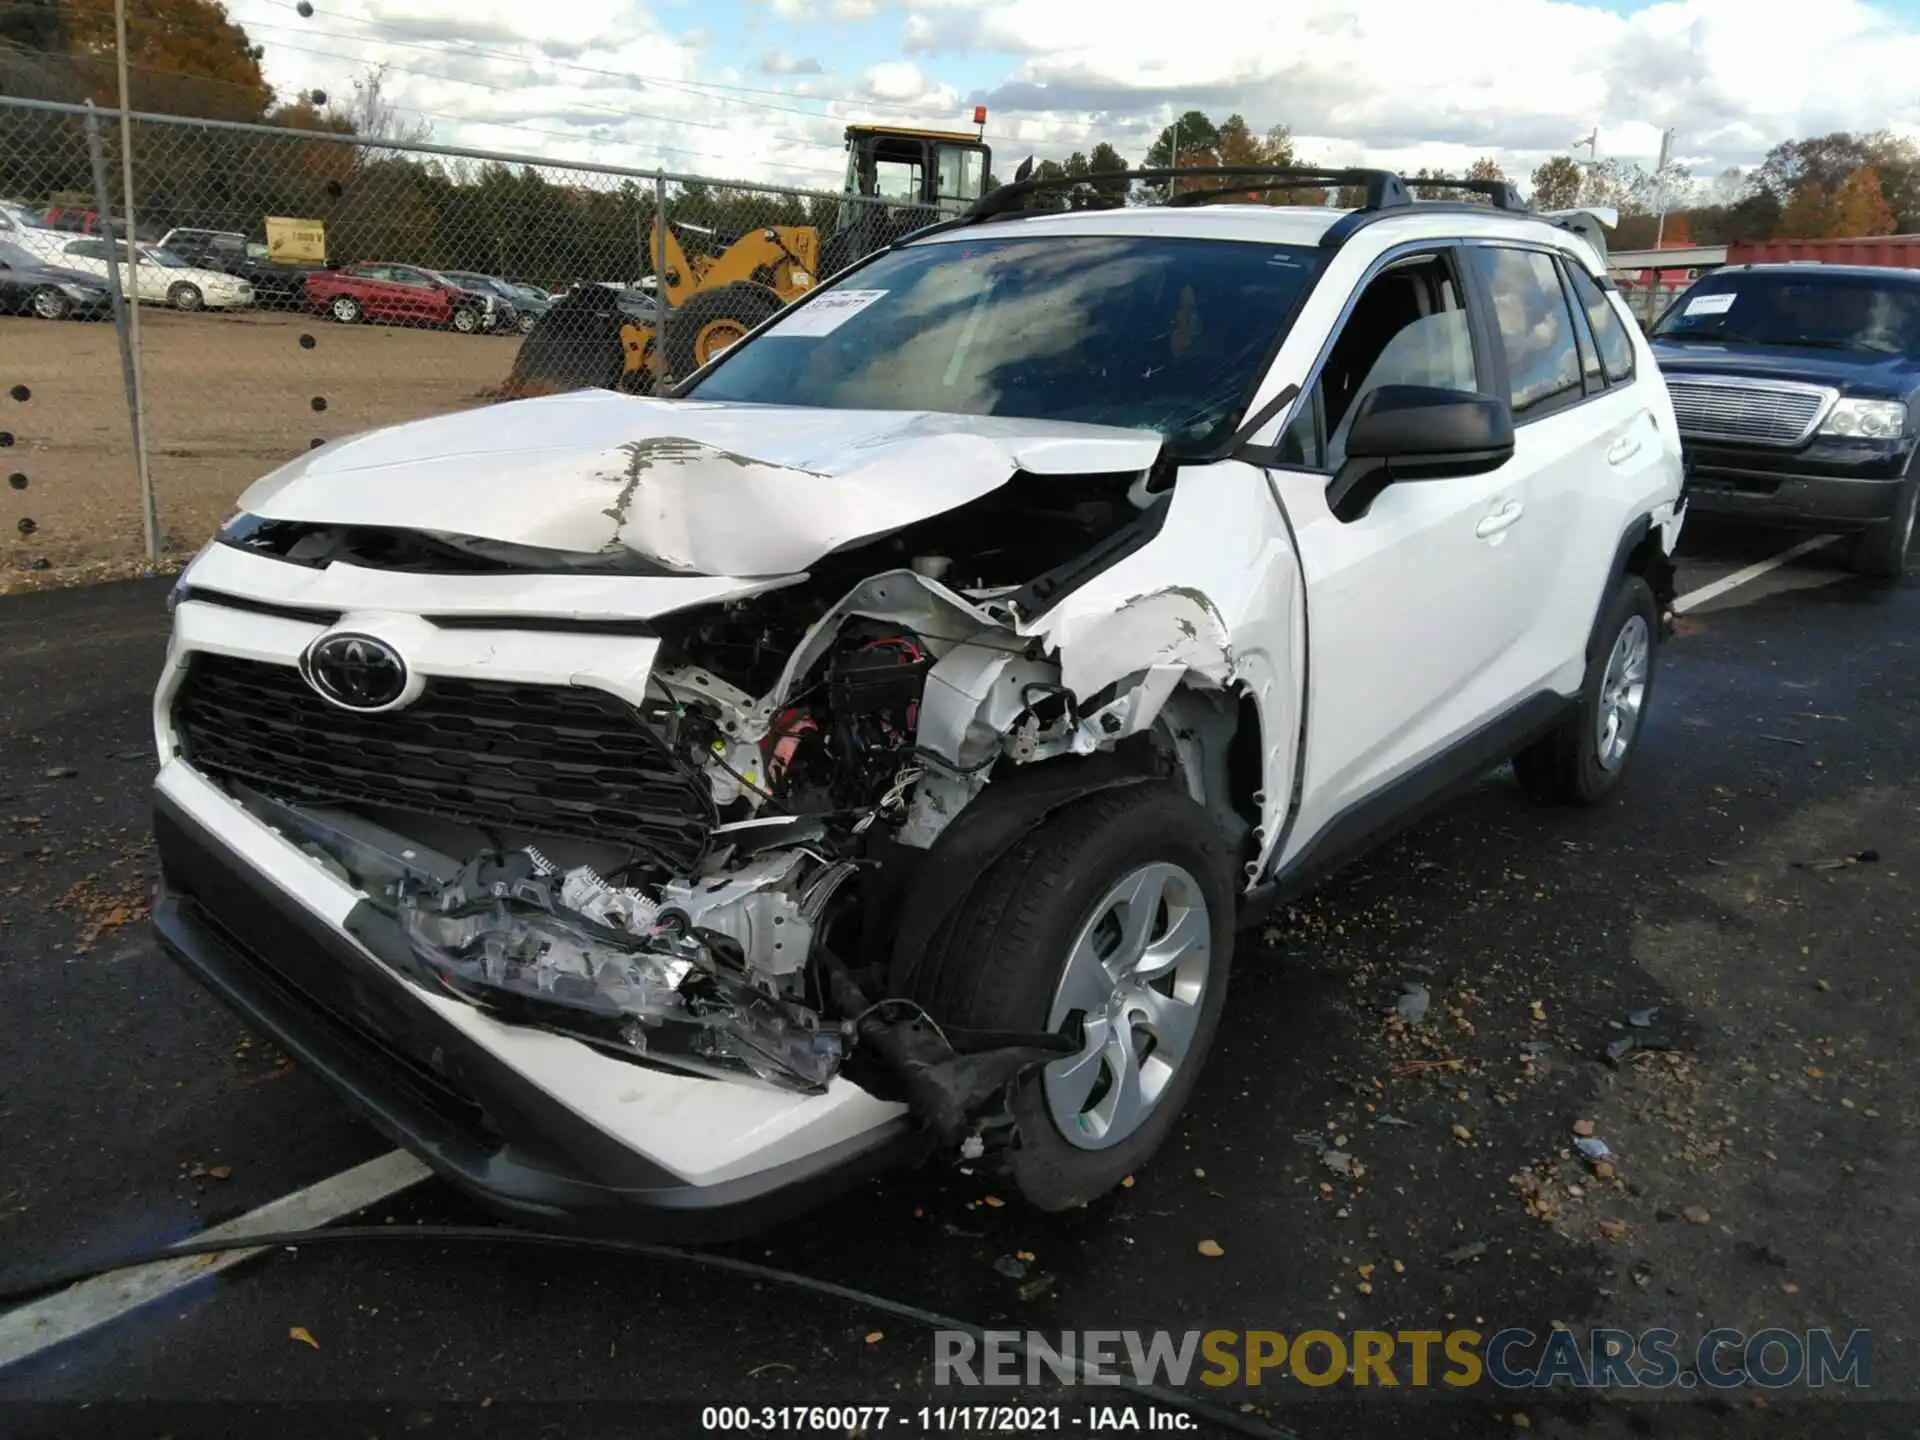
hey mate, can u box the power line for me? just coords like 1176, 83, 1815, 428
0, 6, 853, 178
247, 0, 958, 122
0, 60, 848, 180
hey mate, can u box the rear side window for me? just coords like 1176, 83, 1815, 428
1471, 247, 1582, 419
1566, 263, 1635, 384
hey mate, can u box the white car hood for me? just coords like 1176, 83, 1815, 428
239, 391, 1165, 577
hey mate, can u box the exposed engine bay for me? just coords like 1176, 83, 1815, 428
174, 399, 1283, 1165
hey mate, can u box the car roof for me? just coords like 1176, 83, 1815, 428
908, 201, 1604, 266
1716, 262, 1920, 283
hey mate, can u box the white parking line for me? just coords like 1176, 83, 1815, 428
0, 1149, 428, 1372
1673, 533, 1840, 614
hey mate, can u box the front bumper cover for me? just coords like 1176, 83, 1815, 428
1681, 437, 1916, 529
152, 784, 927, 1237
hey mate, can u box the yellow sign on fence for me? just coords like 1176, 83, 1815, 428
264, 216, 327, 265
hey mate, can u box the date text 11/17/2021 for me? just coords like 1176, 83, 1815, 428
700, 1404, 1198, 1432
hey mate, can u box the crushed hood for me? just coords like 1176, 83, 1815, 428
240, 392, 1165, 577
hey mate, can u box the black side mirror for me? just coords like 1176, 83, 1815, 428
1328, 384, 1514, 520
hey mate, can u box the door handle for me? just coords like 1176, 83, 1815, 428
1475, 500, 1525, 539
1607, 438, 1643, 466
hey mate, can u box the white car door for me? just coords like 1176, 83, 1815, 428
1268, 245, 1533, 864
1460, 243, 1644, 697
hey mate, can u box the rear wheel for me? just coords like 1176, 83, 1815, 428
1514, 574, 1659, 805
899, 785, 1235, 1210
329, 295, 363, 324
30, 287, 70, 321
662, 283, 783, 382
516, 310, 538, 335
1845, 478, 1917, 579
168, 282, 203, 312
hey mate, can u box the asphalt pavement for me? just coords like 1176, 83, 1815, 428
0, 524, 1915, 1438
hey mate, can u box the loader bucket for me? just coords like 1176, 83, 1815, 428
500, 284, 658, 398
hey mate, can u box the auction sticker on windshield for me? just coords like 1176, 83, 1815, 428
769, 289, 889, 336
1683, 292, 1737, 316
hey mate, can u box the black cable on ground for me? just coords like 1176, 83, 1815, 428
0, 1224, 1297, 1440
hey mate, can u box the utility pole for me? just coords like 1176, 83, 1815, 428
1647, 127, 1677, 325
1651, 127, 1676, 248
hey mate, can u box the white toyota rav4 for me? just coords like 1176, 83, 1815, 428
151, 168, 1686, 1234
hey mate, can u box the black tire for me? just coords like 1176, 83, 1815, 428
329, 295, 363, 324
168, 282, 203, 312
30, 287, 70, 321
516, 309, 538, 335
662, 282, 783, 383
451, 306, 482, 334
1845, 478, 1917, 579
900, 785, 1236, 1210
1514, 574, 1660, 805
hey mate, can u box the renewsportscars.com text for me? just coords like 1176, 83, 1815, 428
935, 1327, 1871, 1391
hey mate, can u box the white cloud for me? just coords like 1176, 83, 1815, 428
863, 60, 932, 101
761, 49, 828, 75
224, 0, 1920, 195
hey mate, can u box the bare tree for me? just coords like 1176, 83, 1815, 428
331, 64, 432, 145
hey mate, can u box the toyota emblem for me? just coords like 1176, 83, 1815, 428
300, 631, 409, 711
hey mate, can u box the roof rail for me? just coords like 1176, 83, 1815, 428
1405, 177, 1528, 211
964, 165, 1413, 222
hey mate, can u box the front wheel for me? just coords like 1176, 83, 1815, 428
30, 287, 70, 321
1846, 478, 1917, 579
517, 310, 538, 335
329, 295, 363, 324
1515, 574, 1659, 805
451, 306, 481, 334
168, 282, 203, 312
900, 785, 1235, 1210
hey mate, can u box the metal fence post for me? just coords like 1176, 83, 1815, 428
653, 172, 669, 390
83, 100, 156, 562
111, 0, 158, 563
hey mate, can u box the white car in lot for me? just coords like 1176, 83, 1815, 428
57, 237, 254, 311
150, 167, 1684, 1233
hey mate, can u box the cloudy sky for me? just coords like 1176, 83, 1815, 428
222, 0, 1920, 192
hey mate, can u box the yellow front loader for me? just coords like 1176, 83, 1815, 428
503, 121, 993, 398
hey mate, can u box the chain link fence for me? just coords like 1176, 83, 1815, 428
0, 96, 940, 576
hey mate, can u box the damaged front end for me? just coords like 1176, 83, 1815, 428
175, 401, 1291, 1168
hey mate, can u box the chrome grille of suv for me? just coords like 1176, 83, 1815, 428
1663, 376, 1835, 447
174, 653, 712, 868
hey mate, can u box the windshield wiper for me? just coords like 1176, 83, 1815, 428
1655, 330, 1756, 344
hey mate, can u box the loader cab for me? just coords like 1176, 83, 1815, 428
841, 124, 992, 224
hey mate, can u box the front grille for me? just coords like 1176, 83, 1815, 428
175, 653, 711, 868
1664, 377, 1834, 447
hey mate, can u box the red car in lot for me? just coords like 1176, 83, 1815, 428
304, 263, 495, 333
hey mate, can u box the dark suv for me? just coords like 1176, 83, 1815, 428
1651, 264, 1920, 576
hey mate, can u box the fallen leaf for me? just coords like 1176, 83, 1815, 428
982, 1194, 1005, 1208
1015, 1250, 1035, 1263
1197, 1239, 1225, 1258
1682, 1205, 1710, 1225
208, 1165, 232, 1180
289, 1327, 319, 1350
1597, 1219, 1626, 1240
864, 1331, 884, 1345
1451, 1124, 1473, 1142
1572, 1119, 1596, 1138
1120, 1176, 1135, 1188
1529, 1000, 1547, 1022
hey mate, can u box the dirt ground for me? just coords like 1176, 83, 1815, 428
1, 308, 519, 576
